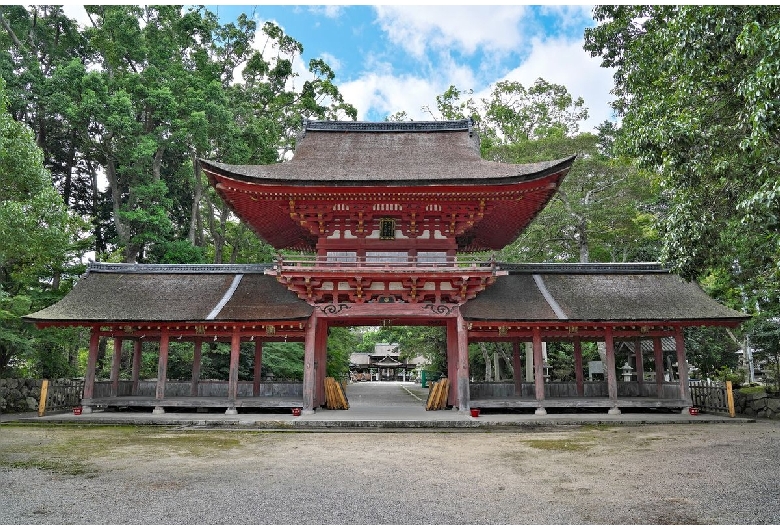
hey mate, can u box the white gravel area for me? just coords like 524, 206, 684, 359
1, 421, 778, 525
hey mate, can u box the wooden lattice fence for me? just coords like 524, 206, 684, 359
689, 380, 735, 417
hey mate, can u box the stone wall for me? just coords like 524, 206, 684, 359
734, 390, 780, 419
0, 379, 43, 413
0, 379, 83, 413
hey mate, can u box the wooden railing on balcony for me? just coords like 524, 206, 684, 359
274, 254, 498, 271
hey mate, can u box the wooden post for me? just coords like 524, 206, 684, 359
191, 338, 202, 397
635, 338, 645, 395
675, 327, 692, 408
110, 337, 122, 397
315, 320, 328, 407
447, 318, 459, 407
512, 341, 522, 396
131, 340, 142, 395
532, 327, 545, 414
456, 312, 470, 413
604, 327, 620, 414
303, 314, 317, 413
653, 336, 664, 398
154, 331, 169, 414
726, 380, 736, 418
253, 340, 263, 397
574, 338, 584, 397
82, 327, 100, 412
226, 331, 241, 414
37, 379, 49, 417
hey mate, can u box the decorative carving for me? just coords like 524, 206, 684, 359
498, 326, 509, 337
423, 303, 453, 316
319, 303, 351, 315
265, 325, 276, 335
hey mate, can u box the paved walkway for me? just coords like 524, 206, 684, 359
1, 381, 752, 430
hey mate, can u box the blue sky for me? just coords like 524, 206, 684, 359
65, 5, 616, 132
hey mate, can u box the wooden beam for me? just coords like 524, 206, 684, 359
315, 319, 328, 407
447, 318, 458, 407
303, 314, 318, 412
456, 312, 470, 413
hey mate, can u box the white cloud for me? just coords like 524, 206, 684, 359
494, 36, 617, 132
374, 6, 531, 58
308, 5, 345, 19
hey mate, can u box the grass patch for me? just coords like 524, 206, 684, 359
738, 386, 768, 395
526, 439, 589, 452
0, 457, 96, 477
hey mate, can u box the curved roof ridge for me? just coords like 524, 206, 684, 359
303, 119, 473, 133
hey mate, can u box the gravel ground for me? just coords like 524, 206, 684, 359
1, 420, 778, 525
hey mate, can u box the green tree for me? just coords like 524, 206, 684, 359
0, 77, 85, 376
584, 6, 780, 314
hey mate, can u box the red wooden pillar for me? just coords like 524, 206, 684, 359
253, 340, 264, 397
110, 337, 123, 397
303, 314, 318, 413
604, 327, 620, 414
653, 336, 664, 398
446, 318, 459, 407
154, 331, 169, 414
635, 338, 645, 395
512, 341, 522, 396
315, 320, 328, 407
574, 338, 584, 397
131, 340, 142, 395
82, 327, 100, 413
675, 327, 692, 408
532, 327, 546, 414
226, 331, 241, 414
191, 338, 202, 397
455, 312, 470, 413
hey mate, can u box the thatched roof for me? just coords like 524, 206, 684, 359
201, 120, 575, 186
461, 264, 748, 324
24, 264, 312, 325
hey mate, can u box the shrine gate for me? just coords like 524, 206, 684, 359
25, 120, 747, 415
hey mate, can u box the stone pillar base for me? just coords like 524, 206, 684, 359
225, 407, 238, 415
81, 406, 93, 414
152, 406, 165, 415
301, 408, 315, 415
608, 406, 622, 415
534, 407, 547, 415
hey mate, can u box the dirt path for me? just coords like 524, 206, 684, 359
1, 421, 778, 524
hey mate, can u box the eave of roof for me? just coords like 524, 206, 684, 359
461, 268, 749, 325
23, 263, 313, 325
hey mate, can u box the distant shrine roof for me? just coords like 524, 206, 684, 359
201, 119, 576, 187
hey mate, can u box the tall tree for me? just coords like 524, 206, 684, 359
584, 6, 780, 313
0, 77, 85, 376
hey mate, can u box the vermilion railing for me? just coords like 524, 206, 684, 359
274, 254, 498, 270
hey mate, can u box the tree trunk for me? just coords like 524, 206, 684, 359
188, 151, 203, 246
479, 343, 492, 382
105, 158, 139, 263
